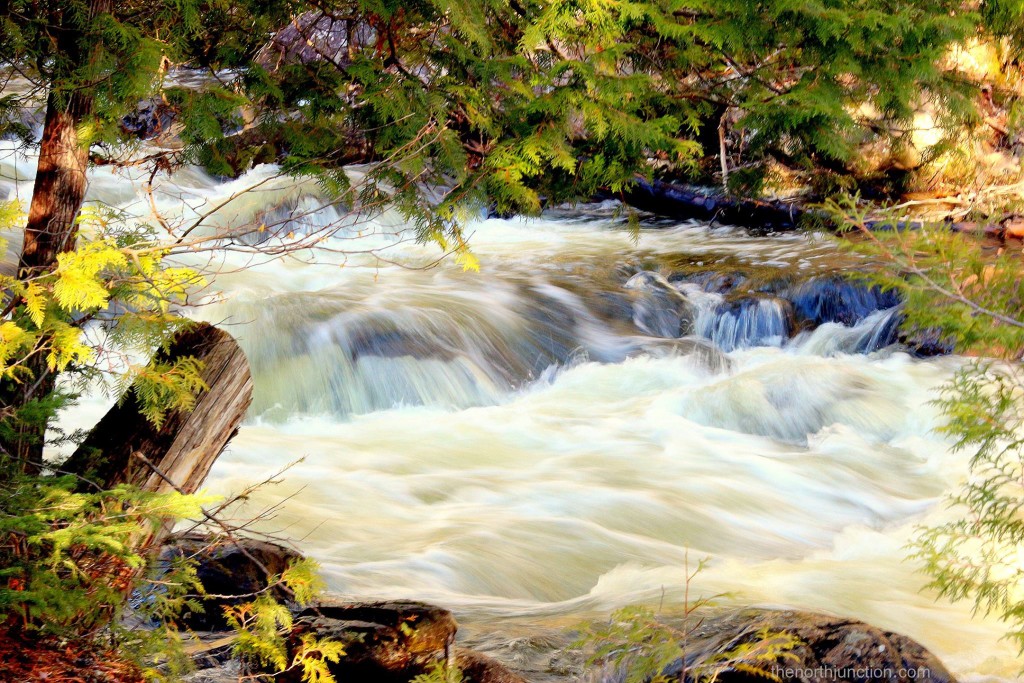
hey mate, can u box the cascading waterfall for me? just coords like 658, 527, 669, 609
226, 273, 630, 417
3, 143, 1018, 682
692, 294, 791, 351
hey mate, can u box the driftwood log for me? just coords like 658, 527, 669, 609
64, 322, 253, 495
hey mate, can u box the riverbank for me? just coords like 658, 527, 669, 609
163, 535, 962, 683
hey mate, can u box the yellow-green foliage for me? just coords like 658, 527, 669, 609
225, 558, 345, 683
118, 357, 209, 429
0, 201, 207, 425
702, 628, 804, 683
411, 662, 464, 683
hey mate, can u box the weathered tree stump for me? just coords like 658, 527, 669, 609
64, 322, 253, 495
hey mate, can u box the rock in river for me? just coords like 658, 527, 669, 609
274, 601, 526, 683
156, 533, 302, 631
652, 609, 956, 683
624, 271, 695, 338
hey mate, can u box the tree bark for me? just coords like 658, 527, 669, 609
20, 0, 112, 277
0, 0, 112, 465
19, 92, 93, 276
63, 323, 254, 496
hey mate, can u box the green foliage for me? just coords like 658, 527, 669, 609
1, 0, 986, 256
913, 363, 1024, 647
0, 472, 209, 635
983, 0, 1024, 60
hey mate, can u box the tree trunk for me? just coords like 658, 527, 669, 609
20, 0, 112, 276
64, 322, 254, 497
19, 91, 93, 277
0, 0, 112, 465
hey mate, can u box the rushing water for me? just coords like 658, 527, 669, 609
1, 146, 1019, 681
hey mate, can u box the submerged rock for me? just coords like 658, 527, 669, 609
672, 609, 956, 683
181, 659, 241, 683
697, 296, 794, 352
630, 337, 732, 373
616, 268, 913, 355
455, 647, 530, 683
899, 326, 955, 358
678, 359, 903, 443
785, 277, 901, 328
669, 270, 747, 295
121, 98, 177, 141
624, 271, 695, 338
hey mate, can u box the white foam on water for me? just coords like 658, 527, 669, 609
7, 146, 1015, 680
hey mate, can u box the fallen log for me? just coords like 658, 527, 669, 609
64, 322, 253, 496
620, 178, 809, 231
617, 178, 1016, 239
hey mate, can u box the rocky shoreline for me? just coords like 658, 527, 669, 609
165, 535, 958, 683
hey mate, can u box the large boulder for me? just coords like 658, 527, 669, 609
270, 601, 527, 683
669, 610, 956, 683
286, 601, 457, 683
156, 533, 303, 631
272, 602, 452, 683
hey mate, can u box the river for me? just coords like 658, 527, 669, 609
0, 150, 1018, 682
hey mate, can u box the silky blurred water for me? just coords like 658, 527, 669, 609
196, 214, 1013, 681
2, 144, 1016, 681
